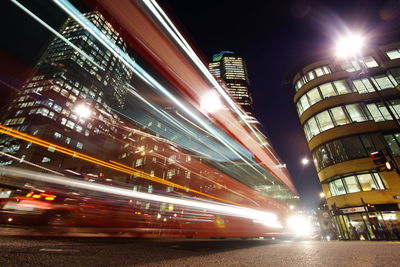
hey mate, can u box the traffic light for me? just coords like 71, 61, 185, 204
370, 150, 396, 172
370, 151, 386, 165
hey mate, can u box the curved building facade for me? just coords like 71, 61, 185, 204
290, 41, 400, 240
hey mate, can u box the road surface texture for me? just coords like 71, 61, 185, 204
0, 236, 399, 266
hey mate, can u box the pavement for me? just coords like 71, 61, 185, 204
0, 235, 399, 267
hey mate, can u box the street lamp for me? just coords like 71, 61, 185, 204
301, 157, 309, 166
335, 32, 364, 58
73, 103, 92, 119
200, 91, 223, 113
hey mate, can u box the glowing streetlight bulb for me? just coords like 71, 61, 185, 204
74, 104, 92, 118
319, 192, 325, 198
200, 91, 223, 113
335, 33, 364, 58
301, 157, 309, 165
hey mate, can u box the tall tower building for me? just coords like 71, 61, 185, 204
287, 38, 400, 240
208, 51, 254, 114
0, 11, 133, 172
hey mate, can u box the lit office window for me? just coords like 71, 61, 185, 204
300, 95, 310, 111
330, 106, 350, 126
319, 83, 336, 98
307, 87, 322, 105
316, 110, 334, 131
386, 49, 400, 60
389, 100, 400, 119
372, 74, 396, 90
352, 78, 375, 93
363, 56, 379, 68
331, 179, 346, 196
358, 173, 380, 191
341, 56, 378, 72
307, 117, 320, 138
345, 104, 368, 122
41, 157, 51, 163
135, 158, 143, 167
344, 176, 360, 193
329, 172, 385, 196
334, 80, 352, 94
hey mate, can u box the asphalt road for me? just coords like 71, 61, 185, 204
0, 236, 399, 267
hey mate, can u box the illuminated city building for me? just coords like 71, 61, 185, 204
288, 40, 400, 240
208, 51, 254, 114
0, 11, 132, 173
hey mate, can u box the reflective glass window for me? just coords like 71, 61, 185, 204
346, 104, 368, 122
307, 117, 319, 138
360, 135, 377, 154
344, 176, 361, 193
307, 88, 322, 105
341, 136, 367, 159
372, 173, 385, 190
330, 106, 350, 126
316, 111, 334, 132
319, 83, 336, 98
334, 80, 351, 95
327, 140, 348, 164
384, 134, 400, 156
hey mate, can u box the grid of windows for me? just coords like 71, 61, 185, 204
304, 100, 400, 141
296, 80, 352, 116
296, 73, 398, 117
340, 56, 379, 72
295, 65, 331, 91
312, 133, 386, 171
328, 172, 385, 196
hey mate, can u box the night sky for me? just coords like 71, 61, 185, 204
1, 0, 400, 208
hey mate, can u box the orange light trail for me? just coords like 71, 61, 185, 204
0, 124, 238, 205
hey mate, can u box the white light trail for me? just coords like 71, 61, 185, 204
53, 0, 268, 178
11, 0, 104, 71
0, 167, 282, 228
144, 0, 283, 165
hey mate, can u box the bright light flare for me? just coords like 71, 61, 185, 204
335, 33, 364, 58
286, 214, 312, 237
200, 91, 223, 113
301, 157, 309, 165
73, 104, 92, 118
